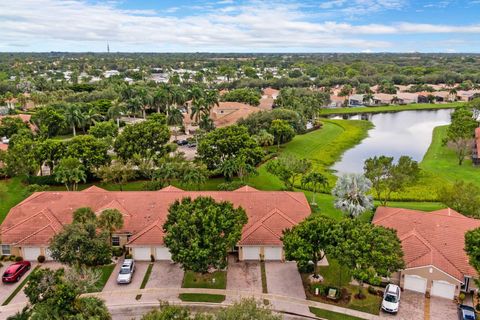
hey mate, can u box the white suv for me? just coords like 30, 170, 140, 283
116, 259, 135, 284
381, 284, 401, 313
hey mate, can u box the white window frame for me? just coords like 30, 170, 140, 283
1, 244, 11, 256
112, 236, 120, 247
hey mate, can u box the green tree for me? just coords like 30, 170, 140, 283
64, 135, 111, 171
438, 181, 480, 218
266, 154, 311, 190
107, 100, 124, 127
96, 161, 136, 191
444, 107, 478, 165
282, 215, 337, 278
72, 207, 96, 224
216, 298, 281, 320
49, 221, 112, 266
269, 119, 295, 150
114, 118, 170, 161
97, 208, 124, 245
163, 196, 248, 273
63, 104, 84, 136
364, 155, 419, 206
31, 106, 66, 138
221, 88, 261, 106
465, 228, 480, 282
4, 134, 38, 176
0, 117, 29, 138
253, 130, 274, 147
301, 171, 328, 205
332, 173, 373, 218
34, 139, 65, 175
197, 125, 263, 172
88, 120, 118, 139
54, 157, 87, 191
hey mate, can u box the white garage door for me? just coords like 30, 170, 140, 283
431, 280, 456, 300
264, 246, 282, 260
242, 246, 261, 260
155, 247, 172, 260
404, 275, 427, 293
23, 247, 41, 261
132, 247, 151, 261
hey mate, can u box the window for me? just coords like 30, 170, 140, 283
1, 244, 11, 255
112, 236, 120, 247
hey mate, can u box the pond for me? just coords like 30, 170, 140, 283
331, 109, 452, 175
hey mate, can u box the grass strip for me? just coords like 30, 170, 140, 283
309, 307, 365, 320
92, 264, 115, 292
135, 262, 153, 300
260, 260, 269, 305
179, 293, 225, 303
2, 265, 40, 306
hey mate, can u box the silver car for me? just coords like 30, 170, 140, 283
116, 259, 135, 284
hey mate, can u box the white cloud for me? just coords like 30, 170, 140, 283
0, 0, 479, 52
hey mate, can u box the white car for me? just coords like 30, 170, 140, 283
381, 284, 401, 313
116, 259, 135, 284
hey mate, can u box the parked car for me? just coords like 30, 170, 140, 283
175, 139, 188, 146
458, 305, 477, 320
116, 259, 135, 284
381, 284, 401, 313
2, 261, 31, 283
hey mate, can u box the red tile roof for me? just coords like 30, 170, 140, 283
1, 186, 311, 247
372, 207, 480, 281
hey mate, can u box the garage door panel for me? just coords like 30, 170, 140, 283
23, 247, 41, 261
155, 247, 172, 260
404, 275, 427, 293
264, 247, 282, 260
132, 247, 151, 261
431, 280, 456, 299
243, 247, 260, 260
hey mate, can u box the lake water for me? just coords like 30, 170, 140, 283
331, 109, 452, 174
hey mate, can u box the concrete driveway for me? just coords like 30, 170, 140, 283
429, 296, 458, 320
380, 290, 425, 320
0, 262, 36, 305
146, 262, 184, 289
227, 258, 262, 293
265, 261, 312, 317
103, 260, 150, 292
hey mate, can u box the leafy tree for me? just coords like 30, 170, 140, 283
333, 220, 404, 287
465, 228, 480, 282
269, 119, 295, 150
49, 221, 112, 266
4, 134, 38, 176
301, 171, 328, 205
364, 155, 419, 206
221, 88, 261, 106
31, 106, 66, 137
181, 163, 209, 189
140, 303, 202, 320
114, 118, 170, 161
266, 154, 311, 190
197, 125, 263, 172
97, 208, 124, 245
63, 104, 84, 136
34, 139, 65, 174
163, 196, 248, 272
282, 215, 337, 278
238, 108, 306, 135
88, 120, 118, 139
54, 157, 86, 191
216, 298, 281, 320
332, 173, 373, 218
253, 129, 274, 147
107, 100, 124, 127
64, 135, 110, 171
96, 161, 136, 191
439, 181, 480, 218
444, 108, 478, 165
0, 117, 29, 138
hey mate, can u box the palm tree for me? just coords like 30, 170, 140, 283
153, 86, 169, 114
188, 86, 204, 114
204, 89, 219, 113
83, 108, 103, 132
97, 209, 124, 245
167, 107, 184, 140
332, 174, 373, 218
190, 97, 206, 124
449, 88, 458, 102
181, 165, 207, 190
107, 100, 124, 127
126, 97, 142, 119
301, 172, 328, 205
64, 104, 84, 136
362, 93, 374, 106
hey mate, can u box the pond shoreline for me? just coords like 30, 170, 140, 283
319, 102, 464, 116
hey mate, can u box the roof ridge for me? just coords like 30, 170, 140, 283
260, 208, 296, 225
373, 207, 409, 224
96, 199, 132, 217
2, 209, 50, 233
282, 191, 310, 209
241, 224, 280, 243
127, 219, 162, 244
13, 224, 54, 246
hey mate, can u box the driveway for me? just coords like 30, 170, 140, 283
227, 257, 262, 293
0, 262, 35, 305
429, 296, 457, 320
146, 262, 184, 288
265, 261, 312, 317
380, 290, 425, 320
103, 260, 150, 292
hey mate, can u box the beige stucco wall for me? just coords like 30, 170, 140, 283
238, 246, 285, 261
400, 266, 462, 296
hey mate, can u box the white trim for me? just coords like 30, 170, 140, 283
403, 265, 462, 283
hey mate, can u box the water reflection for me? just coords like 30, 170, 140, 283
331, 109, 452, 174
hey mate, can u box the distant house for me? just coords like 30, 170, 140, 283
348, 94, 365, 107
373, 207, 480, 300
0, 186, 311, 262
327, 95, 346, 108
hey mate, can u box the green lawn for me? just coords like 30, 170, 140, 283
318, 102, 464, 116
309, 307, 365, 320
182, 270, 226, 289
178, 293, 225, 303
0, 178, 31, 223
93, 264, 115, 292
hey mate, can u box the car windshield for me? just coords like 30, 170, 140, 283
463, 310, 476, 320
119, 267, 130, 274
384, 294, 398, 303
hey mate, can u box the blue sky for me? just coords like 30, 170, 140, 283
1, 0, 480, 52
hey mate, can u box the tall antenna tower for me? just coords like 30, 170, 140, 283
107, 42, 110, 53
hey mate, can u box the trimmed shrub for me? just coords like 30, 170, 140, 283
367, 286, 376, 295
112, 247, 124, 257
9, 255, 16, 261
125, 254, 132, 259
142, 180, 165, 191
15, 256, 23, 262
37, 255, 46, 263
150, 254, 155, 263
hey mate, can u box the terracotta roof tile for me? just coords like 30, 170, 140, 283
373, 207, 480, 281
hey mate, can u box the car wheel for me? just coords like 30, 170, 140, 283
27, 265, 31, 270
16, 276, 20, 282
